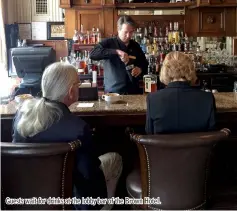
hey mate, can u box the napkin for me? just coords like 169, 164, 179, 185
77, 103, 94, 108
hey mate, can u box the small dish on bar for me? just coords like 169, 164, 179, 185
15, 94, 33, 103
102, 93, 123, 103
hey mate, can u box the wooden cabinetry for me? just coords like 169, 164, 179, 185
77, 10, 104, 32
186, 7, 236, 36
234, 38, 237, 55
61, 0, 237, 39
236, 7, 237, 35
27, 40, 68, 61
64, 8, 115, 39
60, 0, 73, 8
197, 0, 237, 6
199, 8, 225, 35
73, 0, 102, 7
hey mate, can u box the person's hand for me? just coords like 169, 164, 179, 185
131, 67, 142, 77
116, 50, 129, 64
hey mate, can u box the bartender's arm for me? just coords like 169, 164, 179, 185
131, 43, 148, 78
90, 38, 128, 61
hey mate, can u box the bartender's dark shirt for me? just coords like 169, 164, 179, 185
89, 37, 148, 94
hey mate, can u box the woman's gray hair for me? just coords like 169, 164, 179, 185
17, 62, 78, 138
117, 15, 136, 30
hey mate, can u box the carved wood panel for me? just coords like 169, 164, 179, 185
199, 8, 225, 34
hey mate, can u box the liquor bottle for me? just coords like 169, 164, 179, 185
86, 31, 90, 44
87, 58, 93, 74
154, 25, 158, 38
146, 39, 153, 55
73, 30, 79, 43
91, 27, 96, 44
76, 52, 83, 74
148, 24, 153, 38
64, 57, 70, 64
79, 24, 85, 44
134, 28, 140, 44
80, 51, 87, 73
173, 22, 180, 44
152, 38, 158, 56
96, 28, 101, 43
143, 57, 157, 94
140, 37, 147, 54
144, 27, 148, 38
168, 22, 173, 44
184, 33, 190, 53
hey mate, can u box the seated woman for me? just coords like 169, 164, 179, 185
146, 51, 216, 134
12, 62, 122, 210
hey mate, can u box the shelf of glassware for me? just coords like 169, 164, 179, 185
73, 44, 96, 51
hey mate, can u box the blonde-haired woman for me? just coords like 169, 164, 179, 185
12, 62, 122, 210
146, 51, 216, 134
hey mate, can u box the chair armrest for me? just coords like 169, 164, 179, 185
68, 140, 81, 151
128, 128, 231, 147
220, 128, 231, 136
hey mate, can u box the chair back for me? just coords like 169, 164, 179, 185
130, 129, 230, 210
1, 140, 81, 210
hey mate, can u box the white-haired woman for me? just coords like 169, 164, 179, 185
146, 51, 216, 134
12, 62, 122, 210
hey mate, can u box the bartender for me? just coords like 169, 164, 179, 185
89, 15, 148, 94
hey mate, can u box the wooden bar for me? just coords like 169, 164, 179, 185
2, 93, 237, 131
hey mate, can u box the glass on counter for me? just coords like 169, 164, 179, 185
233, 81, 237, 101
143, 57, 157, 94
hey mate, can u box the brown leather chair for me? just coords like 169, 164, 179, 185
1, 140, 81, 210
126, 129, 231, 210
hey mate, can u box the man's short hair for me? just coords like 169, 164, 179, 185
117, 15, 136, 30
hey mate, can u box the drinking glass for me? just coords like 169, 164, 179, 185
233, 81, 237, 101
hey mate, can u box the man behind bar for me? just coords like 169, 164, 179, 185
89, 15, 148, 95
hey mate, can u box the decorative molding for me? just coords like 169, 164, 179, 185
206, 15, 215, 24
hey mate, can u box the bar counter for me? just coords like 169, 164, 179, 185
1, 92, 237, 118
1, 92, 237, 134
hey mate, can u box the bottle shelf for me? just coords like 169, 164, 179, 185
73, 44, 96, 51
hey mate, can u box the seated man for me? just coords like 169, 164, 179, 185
146, 51, 216, 134
12, 62, 122, 210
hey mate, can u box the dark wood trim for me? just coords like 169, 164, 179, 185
115, 2, 194, 9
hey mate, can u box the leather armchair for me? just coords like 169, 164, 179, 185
1, 140, 81, 210
126, 129, 231, 210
